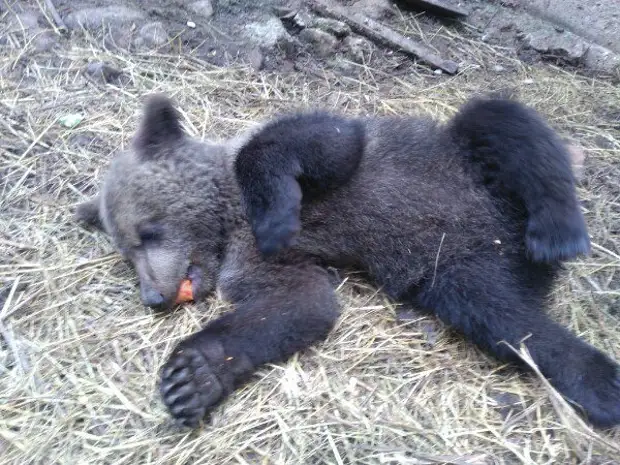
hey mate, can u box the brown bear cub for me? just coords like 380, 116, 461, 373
76, 94, 620, 429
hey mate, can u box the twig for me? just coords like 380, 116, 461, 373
431, 233, 446, 288
591, 241, 620, 261
0, 278, 29, 374
44, 0, 67, 32
396, 0, 468, 19
308, 0, 459, 74
502, 341, 620, 456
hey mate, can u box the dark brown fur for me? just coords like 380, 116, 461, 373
76, 94, 620, 429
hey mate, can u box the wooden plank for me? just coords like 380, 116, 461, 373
397, 0, 468, 18
308, 0, 458, 74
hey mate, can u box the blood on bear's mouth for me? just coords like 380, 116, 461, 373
175, 264, 202, 304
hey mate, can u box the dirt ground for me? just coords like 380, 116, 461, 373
1, 0, 620, 464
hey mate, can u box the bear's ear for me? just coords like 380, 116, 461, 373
75, 195, 104, 231
132, 93, 184, 158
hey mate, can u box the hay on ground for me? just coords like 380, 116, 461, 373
1, 12, 620, 465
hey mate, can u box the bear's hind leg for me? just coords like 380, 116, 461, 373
449, 97, 590, 263
415, 257, 620, 428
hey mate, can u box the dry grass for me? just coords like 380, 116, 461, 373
1, 13, 620, 465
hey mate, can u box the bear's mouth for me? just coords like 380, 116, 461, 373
184, 264, 203, 301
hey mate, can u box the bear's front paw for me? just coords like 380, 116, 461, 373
159, 346, 226, 428
526, 207, 590, 263
253, 207, 301, 256
159, 335, 255, 428
250, 177, 302, 256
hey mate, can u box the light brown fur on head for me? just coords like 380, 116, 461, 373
76, 94, 241, 309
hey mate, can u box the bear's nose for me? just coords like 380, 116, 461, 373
141, 286, 165, 310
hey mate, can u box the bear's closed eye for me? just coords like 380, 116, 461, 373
138, 223, 164, 244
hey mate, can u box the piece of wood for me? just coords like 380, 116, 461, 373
396, 0, 468, 19
44, 0, 67, 32
308, 0, 458, 74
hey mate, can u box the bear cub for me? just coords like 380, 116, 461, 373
76, 94, 620, 429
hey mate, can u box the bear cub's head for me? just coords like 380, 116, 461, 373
76, 94, 241, 311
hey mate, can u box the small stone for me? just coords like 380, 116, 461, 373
137, 22, 169, 48
344, 36, 372, 62
7, 10, 47, 47
330, 59, 356, 75
313, 18, 350, 38
281, 59, 295, 72
493, 65, 505, 72
584, 45, 620, 74
350, 0, 394, 20
593, 135, 614, 150
273, 6, 297, 19
299, 28, 338, 57
277, 35, 301, 58
12, 11, 40, 31
491, 391, 524, 420
522, 78, 534, 84
189, 0, 214, 18
85, 61, 123, 84
34, 32, 57, 52
104, 27, 133, 50
421, 322, 438, 347
248, 48, 264, 71
293, 11, 313, 28
243, 17, 289, 49
187, 21, 196, 28
525, 31, 586, 62
64, 6, 145, 31
69, 132, 103, 149
434, 69, 443, 75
